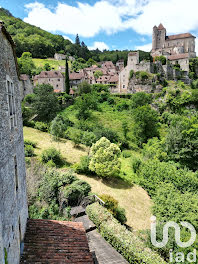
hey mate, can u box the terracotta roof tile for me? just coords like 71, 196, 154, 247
166, 33, 195, 40
69, 72, 84, 80
157, 23, 165, 30
168, 53, 189, 60
20, 219, 94, 264
37, 71, 63, 78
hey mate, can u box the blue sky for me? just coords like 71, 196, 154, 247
1, 0, 198, 52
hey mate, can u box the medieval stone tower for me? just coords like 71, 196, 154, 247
152, 23, 166, 50
0, 21, 28, 264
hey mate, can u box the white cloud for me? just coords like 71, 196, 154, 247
88, 41, 109, 51
24, 0, 198, 44
63, 35, 73, 43
135, 43, 152, 52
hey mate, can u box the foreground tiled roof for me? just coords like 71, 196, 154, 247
166, 33, 195, 40
37, 71, 64, 78
20, 219, 94, 264
69, 72, 84, 80
168, 53, 189, 60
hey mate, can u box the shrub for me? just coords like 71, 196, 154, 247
50, 115, 73, 140
86, 203, 167, 264
35, 121, 48, 132
155, 55, 166, 65
89, 137, 121, 178
94, 127, 118, 143
24, 144, 35, 157
24, 139, 37, 148
122, 150, 131, 158
116, 102, 129, 111
129, 69, 134, 80
131, 92, 152, 108
60, 180, 91, 206
65, 127, 83, 146
41, 147, 63, 167
74, 156, 92, 174
81, 131, 97, 147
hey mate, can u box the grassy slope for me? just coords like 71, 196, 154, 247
33, 58, 71, 71
23, 126, 152, 230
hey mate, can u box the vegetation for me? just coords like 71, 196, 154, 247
86, 203, 167, 264
89, 137, 121, 178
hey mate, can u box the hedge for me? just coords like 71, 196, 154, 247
86, 203, 167, 264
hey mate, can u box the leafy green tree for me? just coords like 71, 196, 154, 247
78, 81, 92, 95
131, 92, 152, 108
44, 63, 51, 71
94, 70, 103, 79
165, 116, 198, 170
65, 57, 70, 94
75, 93, 98, 120
18, 52, 36, 75
89, 137, 121, 178
50, 115, 72, 140
33, 84, 60, 121
133, 105, 159, 145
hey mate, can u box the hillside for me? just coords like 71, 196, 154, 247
0, 7, 150, 63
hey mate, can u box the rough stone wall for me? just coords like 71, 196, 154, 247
36, 77, 65, 92
0, 30, 28, 264
19, 78, 33, 101
128, 76, 163, 94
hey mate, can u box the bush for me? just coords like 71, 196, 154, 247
122, 150, 131, 158
50, 115, 73, 140
74, 156, 92, 174
41, 147, 63, 167
116, 102, 129, 111
86, 203, 167, 264
94, 127, 119, 143
100, 194, 127, 224
129, 69, 134, 80
24, 139, 37, 148
81, 131, 97, 147
24, 144, 35, 157
60, 180, 91, 206
35, 121, 48, 132
131, 92, 152, 108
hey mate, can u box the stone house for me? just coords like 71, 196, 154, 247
69, 72, 85, 90
116, 59, 124, 71
0, 21, 28, 264
33, 71, 65, 92
151, 23, 196, 71
19, 74, 33, 101
54, 53, 66, 60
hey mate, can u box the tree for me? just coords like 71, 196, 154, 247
131, 92, 152, 108
89, 137, 121, 178
44, 63, 51, 71
94, 70, 103, 79
18, 52, 36, 76
33, 84, 60, 121
50, 115, 72, 140
65, 57, 70, 94
75, 34, 80, 46
133, 105, 159, 146
78, 81, 92, 95
75, 93, 98, 120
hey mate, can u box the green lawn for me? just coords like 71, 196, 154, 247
33, 58, 71, 70
23, 126, 152, 230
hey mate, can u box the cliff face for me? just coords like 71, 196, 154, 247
128, 75, 163, 94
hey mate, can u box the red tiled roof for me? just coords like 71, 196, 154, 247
69, 72, 84, 80
166, 33, 195, 40
20, 74, 29, 81
37, 71, 64, 78
54, 89, 61, 93
109, 75, 119, 83
20, 219, 94, 264
157, 23, 165, 30
168, 53, 189, 60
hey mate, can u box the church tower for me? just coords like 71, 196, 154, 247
156, 23, 166, 49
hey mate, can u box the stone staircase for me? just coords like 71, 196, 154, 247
71, 198, 128, 264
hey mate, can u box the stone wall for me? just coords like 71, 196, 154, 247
0, 29, 28, 264
19, 76, 33, 101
